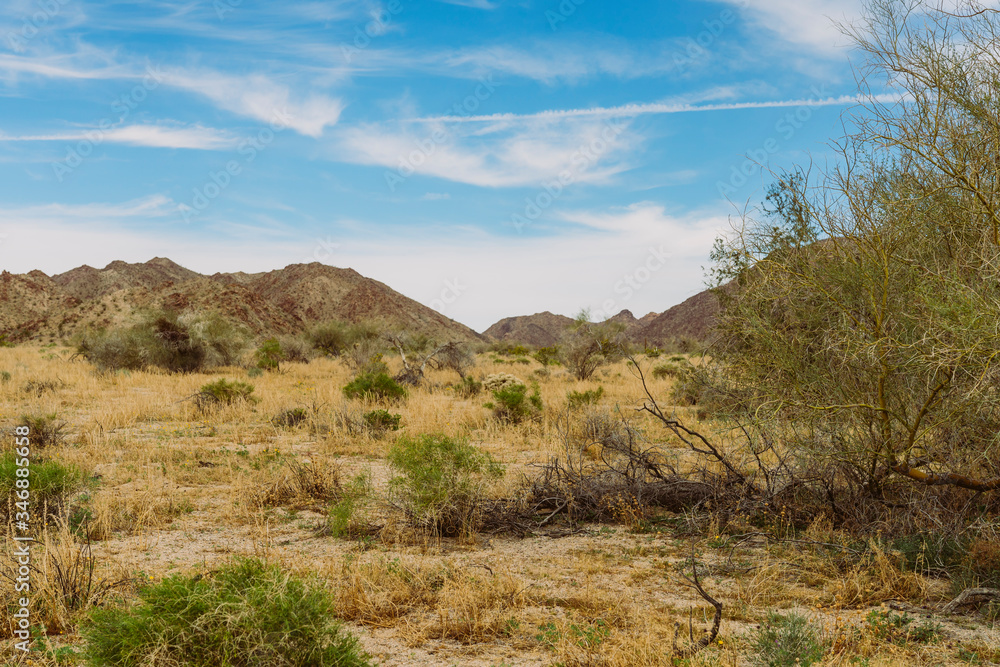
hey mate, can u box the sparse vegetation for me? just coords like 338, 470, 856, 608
485, 380, 542, 424
74, 309, 248, 373
748, 612, 825, 667
342, 371, 407, 402
194, 378, 257, 410
388, 433, 504, 536
82, 557, 372, 667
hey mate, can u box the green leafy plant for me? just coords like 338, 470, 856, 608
533, 345, 560, 366
748, 611, 825, 667
388, 433, 504, 536
485, 381, 543, 424
17, 413, 68, 448
82, 557, 373, 667
0, 452, 84, 523
362, 409, 401, 435
254, 337, 284, 371
864, 609, 940, 646
455, 375, 483, 398
0, 370, 11, 383
567, 386, 604, 409
343, 372, 407, 402
194, 379, 257, 411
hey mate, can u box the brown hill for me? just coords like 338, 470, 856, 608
482, 311, 575, 347
1, 259, 484, 345
52, 257, 201, 302
631, 288, 722, 347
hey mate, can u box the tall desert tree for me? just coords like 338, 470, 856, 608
709, 0, 1000, 494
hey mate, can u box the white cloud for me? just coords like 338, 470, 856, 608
0, 124, 237, 150
157, 69, 344, 138
709, 0, 862, 56
0, 195, 175, 222
0, 53, 344, 137
335, 116, 638, 188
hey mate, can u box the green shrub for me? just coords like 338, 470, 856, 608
0, 451, 84, 523
272, 407, 309, 428
308, 320, 380, 358
486, 382, 543, 424
651, 363, 682, 379
17, 413, 68, 448
82, 557, 372, 667
455, 375, 483, 398
644, 347, 662, 358
75, 310, 248, 373
279, 335, 314, 363
254, 337, 284, 371
326, 473, 371, 539
247, 366, 264, 378
749, 612, 825, 667
490, 341, 532, 357
533, 346, 560, 366
567, 386, 604, 409
343, 372, 407, 402
863, 609, 940, 646
388, 433, 504, 536
362, 409, 401, 435
195, 379, 257, 411
0, 334, 15, 347
0, 370, 11, 383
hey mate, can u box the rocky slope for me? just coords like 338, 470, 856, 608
0, 259, 484, 345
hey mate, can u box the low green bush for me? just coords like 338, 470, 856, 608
254, 337, 284, 371
0, 451, 85, 523
485, 382, 543, 424
0, 370, 11, 383
195, 379, 257, 411
388, 433, 504, 536
343, 372, 407, 402
82, 557, 372, 667
455, 375, 483, 398
748, 611, 825, 667
567, 386, 604, 409
17, 413, 68, 448
533, 346, 560, 366
362, 409, 401, 435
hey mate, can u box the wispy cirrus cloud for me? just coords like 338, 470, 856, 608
336, 115, 638, 188
0, 52, 344, 137
0, 124, 237, 150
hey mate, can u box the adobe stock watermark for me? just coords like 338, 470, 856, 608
341, 0, 404, 63
716, 84, 829, 199
510, 116, 627, 234
178, 110, 291, 223
5, 0, 72, 53
303, 236, 340, 264
384, 75, 497, 192
590, 244, 672, 322
429, 276, 467, 314
545, 0, 586, 30
51, 65, 165, 182
670, 2, 747, 73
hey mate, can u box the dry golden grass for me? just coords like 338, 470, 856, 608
0, 345, 997, 665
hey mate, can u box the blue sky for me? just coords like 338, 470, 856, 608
0, 0, 871, 330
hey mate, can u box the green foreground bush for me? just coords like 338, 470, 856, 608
485, 382, 542, 424
343, 371, 407, 402
748, 611, 825, 667
83, 557, 372, 667
0, 451, 84, 522
388, 433, 504, 536
195, 379, 257, 411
